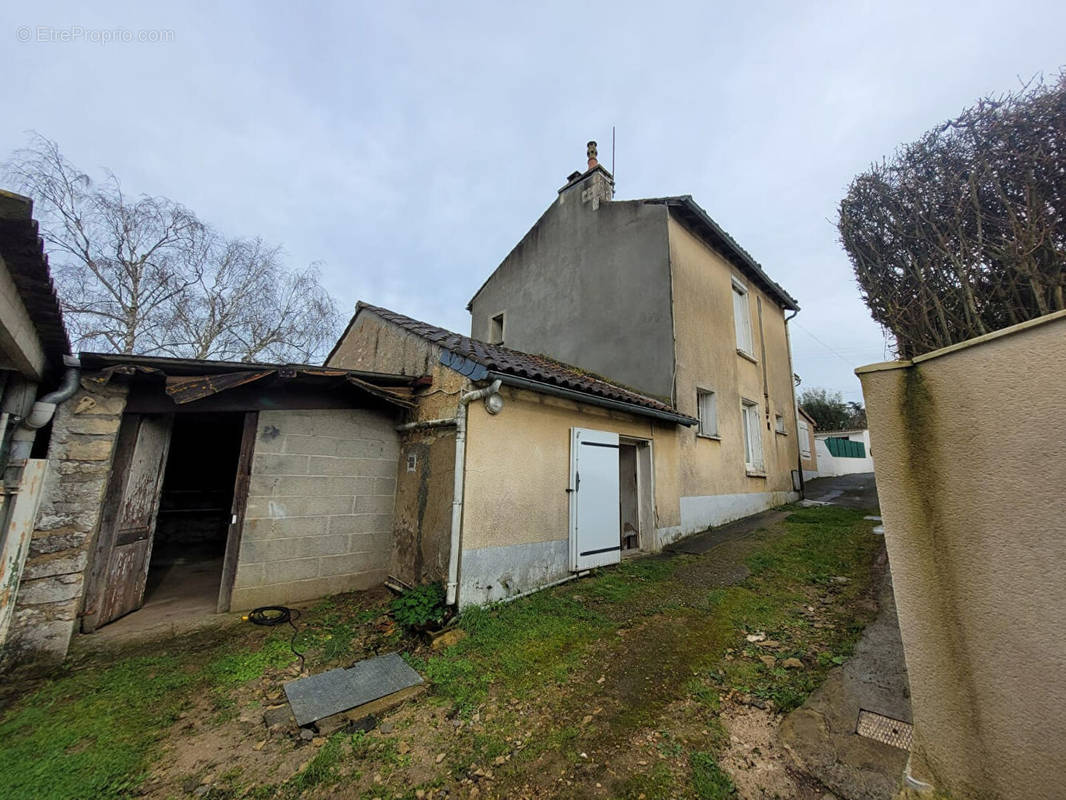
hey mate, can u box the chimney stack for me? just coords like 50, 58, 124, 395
558, 139, 614, 208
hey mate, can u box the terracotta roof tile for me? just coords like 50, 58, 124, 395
356, 303, 695, 423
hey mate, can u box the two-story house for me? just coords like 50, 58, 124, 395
467, 143, 802, 533
327, 144, 803, 607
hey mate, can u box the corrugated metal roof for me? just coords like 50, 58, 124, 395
353, 303, 696, 424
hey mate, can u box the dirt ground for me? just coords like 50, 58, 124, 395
1, 504, 888, 800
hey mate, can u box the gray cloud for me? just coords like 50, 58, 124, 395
3, 0, 1064, 401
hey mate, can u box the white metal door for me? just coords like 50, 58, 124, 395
569, 427, 621, 571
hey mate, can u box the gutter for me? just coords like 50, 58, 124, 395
446, 379, 502, 606
486, 372, 696, 427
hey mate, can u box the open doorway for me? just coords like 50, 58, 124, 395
619, 438, 653, 554
142, 413, 245, 617
82, 411, 250, 635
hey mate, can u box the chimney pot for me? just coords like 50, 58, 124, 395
587, 140, 598, 169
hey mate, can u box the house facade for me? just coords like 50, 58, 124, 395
327, 303, 695, 607
468, 148, 802, 533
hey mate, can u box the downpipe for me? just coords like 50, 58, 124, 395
446, 379, 501, 606
8, 355, 81, 464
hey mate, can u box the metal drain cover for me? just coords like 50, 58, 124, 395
856, 709, 913, 750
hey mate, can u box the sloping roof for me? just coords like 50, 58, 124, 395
641, 196, 799, 311
79, 352, 418, 408
347, 303, 697, 425
0, 190, 71, 368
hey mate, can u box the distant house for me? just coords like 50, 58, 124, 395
814, 428, 874, 476
797, 407, 818, 480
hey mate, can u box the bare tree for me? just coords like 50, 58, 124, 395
162, 237, 337, 362
6, 134, 340, 362
838, 72, 1066, 358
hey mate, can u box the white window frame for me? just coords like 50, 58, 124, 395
489, 311, 505, 345
731, 277, 755, 359
774, 413, 786, 435
741, 398, 764, 473
697, 388, 718, 439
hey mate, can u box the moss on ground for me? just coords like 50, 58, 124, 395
0, 505, 880, 800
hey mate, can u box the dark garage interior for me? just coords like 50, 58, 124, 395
142, 412, 245, 613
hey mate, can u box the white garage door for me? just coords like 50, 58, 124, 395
569, 427, 621, 571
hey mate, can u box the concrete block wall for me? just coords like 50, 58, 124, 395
231, 409, 399, 609
3, 382, 127, 665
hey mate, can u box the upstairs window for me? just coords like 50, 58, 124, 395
732, 278, 753, 356
489, 312, 505, 345
741, 399, 764, 472
775, 413, 786, 434
697, 389, 718, 437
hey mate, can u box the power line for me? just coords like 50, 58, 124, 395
792, 320, 870, 368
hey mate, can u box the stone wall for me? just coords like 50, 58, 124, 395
2, 381, 127, 665
230, 409, 399, 609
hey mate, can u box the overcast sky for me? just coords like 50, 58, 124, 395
4, 2, 1064, 401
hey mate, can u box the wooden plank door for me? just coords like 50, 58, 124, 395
569, 427, 621, 571
82, 414, 173, 631
217, 412, 258, 613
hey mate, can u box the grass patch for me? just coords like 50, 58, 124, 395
0, 505, 881, 800
422, 588, 614, 712
691, 751, 737, 798
0, 654, 194, 800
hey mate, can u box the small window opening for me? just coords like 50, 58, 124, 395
775, 414, 786, 434
489, 313, 505, 345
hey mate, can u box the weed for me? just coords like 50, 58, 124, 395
691, 751, 737, 798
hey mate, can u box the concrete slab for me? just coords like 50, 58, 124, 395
284, 651, 423, 726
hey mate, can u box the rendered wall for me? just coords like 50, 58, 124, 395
667, 216, 799, 531
468, 192, 676, 400
233, 409, 399, 609
459, 385, 682, 606
857, 311, 1066, 800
